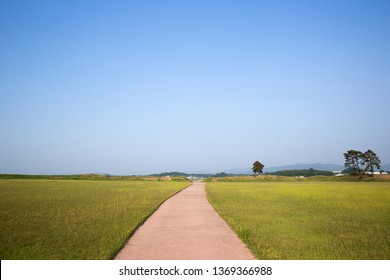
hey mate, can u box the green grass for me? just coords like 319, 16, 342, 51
206, 182, 390, 259
0, 173, 190, 181
204, 174, 390, 182
0, 179, 189, 259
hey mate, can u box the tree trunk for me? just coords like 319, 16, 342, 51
358, 166, 369, 181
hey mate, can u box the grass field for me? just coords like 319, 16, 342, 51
0, 179, 189, 259
206, 182, 390, 259
204, 174, 390, 182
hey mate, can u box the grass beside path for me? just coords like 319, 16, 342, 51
206, 182, 390, 259
204, 174, 390, 182
0, 179, 189, 259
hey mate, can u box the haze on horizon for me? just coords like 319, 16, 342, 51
1, 0, 389, 175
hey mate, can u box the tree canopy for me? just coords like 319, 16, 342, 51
344, 149, 381, 180
344, 150, 363, 176
252, 161, 264, 176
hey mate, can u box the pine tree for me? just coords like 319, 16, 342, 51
252, 161, 264, 177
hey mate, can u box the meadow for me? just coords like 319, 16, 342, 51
204, 174, 390, 182
0, 179, 189, 259
206, 181, 390, 259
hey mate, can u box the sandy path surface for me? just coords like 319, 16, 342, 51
115, 182, 254, 260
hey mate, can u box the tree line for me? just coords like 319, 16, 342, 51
267, 169, 334, 177
252, 148, 382, 180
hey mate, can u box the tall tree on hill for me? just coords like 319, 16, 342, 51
344, 150, 363, 176
252, 161, 264, 177
344, 149, 381, 181
358, 149, 381, 181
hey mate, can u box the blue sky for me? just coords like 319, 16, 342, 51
1, 0, 389, 175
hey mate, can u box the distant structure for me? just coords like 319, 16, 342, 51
187, 175, 202, 182
365, 171, 388, 175
332, 171, 344, 176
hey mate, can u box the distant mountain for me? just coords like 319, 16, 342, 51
265, 163, 344, 172
225, 163, 344, 174
224, 168, 252, 174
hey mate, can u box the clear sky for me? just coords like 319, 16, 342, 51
1, 0, 389, 175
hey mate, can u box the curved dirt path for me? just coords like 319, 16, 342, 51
115, 182, 254, 260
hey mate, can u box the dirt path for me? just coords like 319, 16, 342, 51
115, 182, 254, 260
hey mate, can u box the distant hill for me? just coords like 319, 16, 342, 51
265, 163, 344, 172
224, 168, 252, 174
268, 169, 334, 177
149, 171, 213, 177
225, 163, 344, 174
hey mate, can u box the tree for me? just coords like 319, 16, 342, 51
252, 161, 264, 177
358, 149, 381, 180
344, 149, 381, 181
343, 150, 363, 176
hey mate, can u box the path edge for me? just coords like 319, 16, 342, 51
203, 182, 257, 259
110, 182, 193, 260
